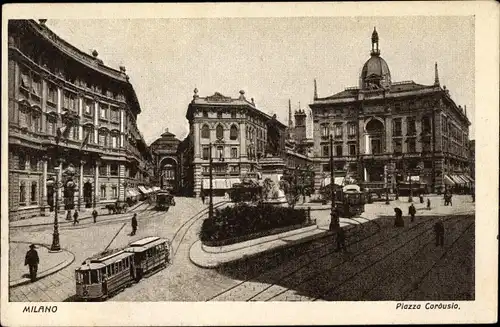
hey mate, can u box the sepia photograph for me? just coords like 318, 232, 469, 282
1, 2, 498, 326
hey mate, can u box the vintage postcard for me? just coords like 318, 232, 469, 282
1, 2, 498, 326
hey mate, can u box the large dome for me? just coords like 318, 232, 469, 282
359, 28, 392, 90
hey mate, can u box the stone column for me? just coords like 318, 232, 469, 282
193, 122, 200, 158
56, 88, 62, 115
119, 108, 124, 147
415, 116, 422, 153
358, 120, 365, 155
41, 79, 47, 132
94, 101, 99, 144
78, 96, 83, 140
385, 116, 393, 154
41, 158, 48, 216
79, 160, 84, 210
240, 122, 247, 157
94, 160, 100, 207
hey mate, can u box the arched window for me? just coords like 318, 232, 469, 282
201, 124, 210, 139
321, 123, 330, 137
216, 124, 224, 140
230, 125, 238, 140
99, 129, 108, 146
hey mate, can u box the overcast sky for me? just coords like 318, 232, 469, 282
45, 16, 475, 144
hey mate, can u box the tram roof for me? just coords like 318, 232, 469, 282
76, 262, 106, 271
89, 250, 133, 265
126, 237, 168, 252
128, 236, 163, 247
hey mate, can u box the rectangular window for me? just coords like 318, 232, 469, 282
217, 112, 222, 119
100, 185, 107, 199
231, 147, 238, 158
407, 138, 416, 152
202, 146, 209, 160
31, 75, 41, 97
393, 139, 402, 153
393, 118, 402, 136
321, 124, 329, 137
110, 164, 119, 176
407, 117, 416, 135
19, 153, 26, 170
203, 111, 208, 118
214, 164, 227, 173
217, 146, 224, 160
424, 161, 433, 169
322, 163, 330, 172
422, 139, 431, 153
334, 124, 343, 137
19, 181, 26, 204
47, 84, 57, 104
20, 69, 30, 90
85, 100, 92, 115
348, 123, 356, 136
100, 106, 107, 119
30, 181, 37, 203
349, 144, 356, 156
322, 145, 330, 157
371, 139, 381, 154
112, 186, 118, 199
29, 156, 37, 171
335, 145, 343, 156
99, 163, 108, 176
112, 136, 117, 148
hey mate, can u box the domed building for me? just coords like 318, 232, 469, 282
310, 28, 473, 196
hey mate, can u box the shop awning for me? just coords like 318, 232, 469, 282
138, 186, 153, 194
450, 175, 465, 185
456, 175, 469, 185
127, 188, 140, 197
444, 175, 455, 186
322, 176, 345, 187
463, 174, 475, 183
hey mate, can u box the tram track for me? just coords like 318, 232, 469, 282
206, 216, 382, 301
207, 213, 472, 301
170, 200, 230, 258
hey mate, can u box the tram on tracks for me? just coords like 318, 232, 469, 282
321, 184, 365, 217
75, 236, 171, 301
155, 190, 176, 211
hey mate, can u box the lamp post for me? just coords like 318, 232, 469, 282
50, 165, 62, 252
209, 142, 214, 219
384, 163, 390, 205
329, 134, 339, 229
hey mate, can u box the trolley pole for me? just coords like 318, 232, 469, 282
50, 165, 61, 252
209, 142, 214, 220
329, 134, 339, 229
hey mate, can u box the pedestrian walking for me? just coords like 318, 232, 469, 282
329, 208, 339, 232
408, 203, 416, 222
394, 207, 404, 227
73, 210, 79, 225
336, 227, 346, 252
427, 198, 431, 210
201, 192, 205, 204
419, 194, 424, 204
92, 209, 98, 223
24, 244, 39, 282
131, 213, 138, 236
434, 220, 445, 247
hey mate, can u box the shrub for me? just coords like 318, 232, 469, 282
200, 203, 308, 244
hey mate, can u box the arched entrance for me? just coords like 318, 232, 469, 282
364, 118, 386, 182
159, 157, 178, 193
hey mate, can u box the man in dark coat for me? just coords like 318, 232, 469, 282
394, 207, 404, 227
427, 198, 431, 210
419, 194, 424, 204
408, 203, 416, 222
73, 210, 79, 225
92, 209, 98, 223
434, 220, 445, 247
131, 213, 138, 235
25, 244, 39, 282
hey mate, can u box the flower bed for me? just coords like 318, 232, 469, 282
200, 203, 310, 246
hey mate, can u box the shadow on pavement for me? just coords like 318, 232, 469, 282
214, 214, 474, 301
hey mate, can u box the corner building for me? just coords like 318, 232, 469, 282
7, 19, 152, 220
310, 29, 473, 193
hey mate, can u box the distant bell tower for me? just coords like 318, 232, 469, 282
294, 104, 307, 144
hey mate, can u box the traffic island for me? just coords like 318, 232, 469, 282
9, 241, 75, 288
190, 225, 330, 268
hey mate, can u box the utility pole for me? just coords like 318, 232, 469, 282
329, 134, 339, 229
385, 163, 390, 205
209, 142, 213, 219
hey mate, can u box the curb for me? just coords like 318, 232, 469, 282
189, 227, 332, 268
10, 201, 148, 229
9, 242, 76, 288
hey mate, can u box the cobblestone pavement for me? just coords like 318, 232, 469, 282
9, 197, 209, 301
9, 195, 474, 302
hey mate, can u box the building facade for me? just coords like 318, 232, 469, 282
8, 19, 152, 220
150, 129, 181, 193
310, 28, 473, 193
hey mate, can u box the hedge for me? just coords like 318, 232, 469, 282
200, 203, 308, 245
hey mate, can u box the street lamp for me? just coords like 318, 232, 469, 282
384, 164, 390, 205
50, 165, 62, 252
209, 142, 214, 219
329, 134, 339, 229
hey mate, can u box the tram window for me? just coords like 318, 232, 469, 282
76, 271, 84, 284
90, 270, 99, 284
111, 264, 115, 275
80, 271, 90, 284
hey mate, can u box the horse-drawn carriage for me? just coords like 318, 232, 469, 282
105, 201, 128, 214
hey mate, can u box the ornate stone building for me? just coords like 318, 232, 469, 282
150, 129, 181, 193
7, 19, 152, 220
310, 28, 473, 193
